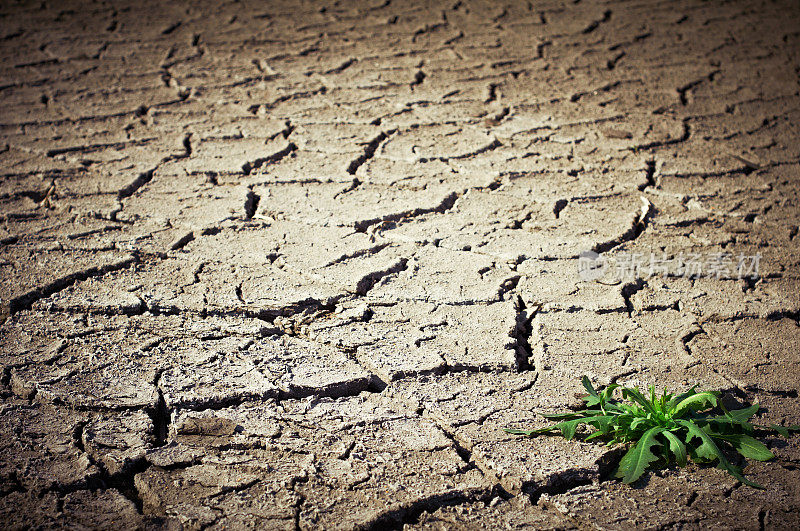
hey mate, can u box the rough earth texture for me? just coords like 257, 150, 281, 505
1, 0, 799, 529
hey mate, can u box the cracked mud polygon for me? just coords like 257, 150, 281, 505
1, 0, 799, 529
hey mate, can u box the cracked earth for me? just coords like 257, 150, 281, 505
1, 0, 799, 529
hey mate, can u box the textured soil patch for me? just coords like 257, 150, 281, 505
1, 0, 799, 528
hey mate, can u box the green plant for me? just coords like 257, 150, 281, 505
505, 376, 800, 488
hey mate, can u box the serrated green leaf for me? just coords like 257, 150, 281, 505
672, 392, 718, 417
503, 426, 555, 437
769, 424, 790, 438
622, 387, 659, 417
584, 430, 607, 442
680, 419, 721, 460
504, 428, 551, 436
598, 402, 624, 415
541, 412, 584, 420
704, 415, 749, 431
767, 424, 800, 438
725, 404, 760, 424
714, 433, 774, 461
705, 403, 759, 432
601, 383, 620, 403
678, 419, 763, 488
615, 426, 665, 484
556, 419, 581, 440
662, 430, 687, 467
659, 390, 674, 413
665, 386, 698, 410
554, 415, 615, 440
589, 415, 615, 432
582, 376, 602, 407
582, 376, 599, 397
762, 424, 789, 439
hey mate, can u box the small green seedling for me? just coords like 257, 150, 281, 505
505, 376, 800, 488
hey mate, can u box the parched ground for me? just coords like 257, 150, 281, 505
1, 0, 799, 528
